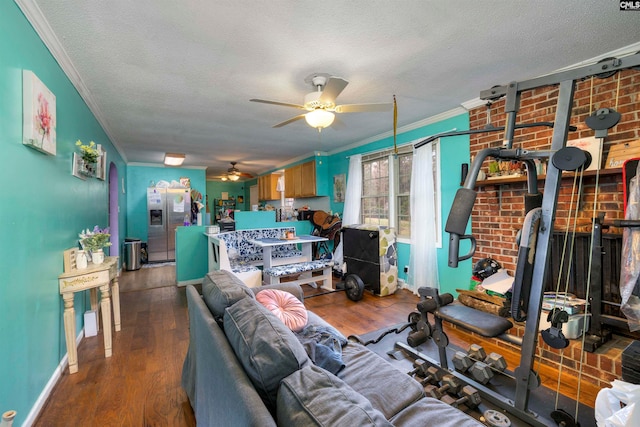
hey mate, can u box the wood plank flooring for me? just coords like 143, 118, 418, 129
34, 267, 596, 425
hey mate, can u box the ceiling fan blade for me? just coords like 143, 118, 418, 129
237, 172, 254, 178
334, 103, 393, 113
250, 99, 306, 109
318, 77, 348, 104
273, 114, 306, 128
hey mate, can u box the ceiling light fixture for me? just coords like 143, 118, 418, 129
305, 109, 335, 131
221, 176, 228, 181
164, 153, 185, 166
229, 174, 240, 181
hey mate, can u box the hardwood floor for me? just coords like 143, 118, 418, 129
34, 266, 596, 425
33, 267, 417, 426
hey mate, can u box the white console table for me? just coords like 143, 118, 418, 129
58, 249, 120, 374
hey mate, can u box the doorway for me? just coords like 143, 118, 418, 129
108, 162, 120, 257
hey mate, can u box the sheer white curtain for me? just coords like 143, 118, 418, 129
333, 154, 362, 271
407, 144, 439, 294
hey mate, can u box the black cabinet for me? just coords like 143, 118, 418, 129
342, 225, 398, 296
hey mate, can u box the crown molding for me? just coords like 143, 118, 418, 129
15, 0, 128, 163
328, 106, 467, 156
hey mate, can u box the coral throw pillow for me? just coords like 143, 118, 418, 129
256, 289, 308, 332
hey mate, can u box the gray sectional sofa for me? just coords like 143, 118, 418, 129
182, 270, 483, 426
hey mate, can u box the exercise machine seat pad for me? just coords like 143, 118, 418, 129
436, 303, 513, 337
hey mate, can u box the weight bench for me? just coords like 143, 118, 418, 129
437, 303, 515, 341
263, 260, 334, 290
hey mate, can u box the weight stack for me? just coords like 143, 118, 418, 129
621, 340, 640, 384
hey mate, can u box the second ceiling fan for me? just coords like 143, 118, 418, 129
221, 161, 253, 181
250, 73, 392, 131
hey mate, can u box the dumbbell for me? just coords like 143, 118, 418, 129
453, 345, 507, 384
468, 361, 494, 384
440, 385, 482, 410
469, 345, 507, 371
452, 344, 489, 372
407, 359, 429, 377
418, 366, 444, 387
425, 374, 460, 399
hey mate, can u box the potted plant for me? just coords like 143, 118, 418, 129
79, 226, 112, 264
75, 140, 100, 176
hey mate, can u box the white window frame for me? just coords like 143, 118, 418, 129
360, 140, 441, 247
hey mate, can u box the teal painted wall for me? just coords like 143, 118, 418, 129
126, 166, 206, 242
175, 226, 208, 283
326, 114, 473, 295
0, 2, 126, 424
205, 180, 248, 213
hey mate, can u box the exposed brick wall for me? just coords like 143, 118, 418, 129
468, 69, 640, 271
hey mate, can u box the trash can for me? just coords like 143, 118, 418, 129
124, 238, 142, 271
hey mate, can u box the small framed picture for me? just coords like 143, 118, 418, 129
237, 196, 244, 203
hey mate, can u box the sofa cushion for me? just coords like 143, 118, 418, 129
201, 270, 255, 318
256, 289, 308, 332
339, 342, 425, 419
224, 297, 310, 410
389, 396, 484, 427
277, 364, 392, 426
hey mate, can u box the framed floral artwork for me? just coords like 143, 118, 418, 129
23, 70, 56, 155
333, 174, 346, 202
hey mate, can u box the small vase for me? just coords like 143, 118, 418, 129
76, 250, 88, 269
91, 249, 104, 265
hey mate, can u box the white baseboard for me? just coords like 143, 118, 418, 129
22, 329, 85, 427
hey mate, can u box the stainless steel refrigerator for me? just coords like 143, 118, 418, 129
147, 187, 191, 262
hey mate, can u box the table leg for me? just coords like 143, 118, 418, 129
263, 246, 273, 268
301, 242, 313, 261
62, 292, 78, 374
99, 284, 113, 358
89, 288, 100, 331
111, 277, 121, 332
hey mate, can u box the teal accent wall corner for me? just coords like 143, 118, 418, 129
126, 166, 206, 242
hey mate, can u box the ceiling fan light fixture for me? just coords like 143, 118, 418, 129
221, 176, 228, 181
164, 153, 185, 166
229, 174, 240, 181
305, 109, 335, 130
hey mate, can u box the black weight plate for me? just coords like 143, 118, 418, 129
550, 409, 579, 427
551, 147, 589, 171
585, 108, 621, 131
408, 311, 421, 330
345, 274, 365, 301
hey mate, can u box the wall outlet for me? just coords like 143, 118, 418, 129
404, 265, 409, 274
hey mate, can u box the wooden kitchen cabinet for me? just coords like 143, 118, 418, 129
299, 161, 316, 197
284, 160, 316, 198
258, 173, 280, 201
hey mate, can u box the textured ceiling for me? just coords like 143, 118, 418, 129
18, 1, 640, 179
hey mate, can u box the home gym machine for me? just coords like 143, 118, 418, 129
398, 52, 640, 426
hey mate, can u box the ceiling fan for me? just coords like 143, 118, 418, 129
221, 162, 253, 181
250, 73, 392, 131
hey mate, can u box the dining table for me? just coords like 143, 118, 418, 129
250, 234, 328, 269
